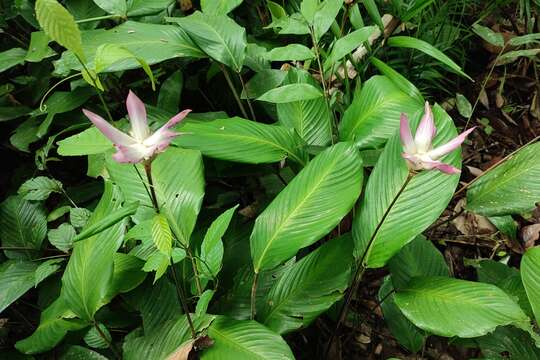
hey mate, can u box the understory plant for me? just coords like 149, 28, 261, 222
1, 0, 540, 359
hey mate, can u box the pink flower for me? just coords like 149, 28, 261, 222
400, 102, 475, 174
82, 91, 191, 164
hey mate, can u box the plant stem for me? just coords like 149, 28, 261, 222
143, 162, 160, 213
250, 272, 259, 320
325, 172, 414, 358
220, 64, 249, 119
170, 260, 197, 339
238, 72, 257, 121
186, 246, 203, 296
94, 321, 121, 360
75, 14, 123, 24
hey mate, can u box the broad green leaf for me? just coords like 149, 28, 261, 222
199, 205, 238, 279
175, 117, 308, 165
18, 176, 63, 201
126, 0, 175, 17
268, 13, 310, 35
61, 182, 126, 321
54, 21, 204, 75
15, 297, 89, 354
83, 323, 111, 349
158, 70, 183, 113
325, 26, 377, 66
388, 235, 449, 289
257, 84, 323, 103
70, 207, 92, 228
251, 142, 363, 272
92, 0, 126, 16
240, 70, 287, 99
496, 49, 540, 65
339, 75, 423, 148
300, 0, 318, 23
521, 246, 540, 324
73, 201, 138, 242
57, 127, 113, 156
276, 69, 332, 146
35, 0, 85, 60
388, 36, 471, 80
244, 43, 270, 72
201, 316, 294, 360
466, 142, 540, 216
196, 289, 215, 316
48, 223, 76, 252
0, 260, 38, 313
475, 326, 540, 359
47, 206, 71, 222
266, 44, 315, 61
0, 105, 32, 122
123, 314, 214, 360
107, 147, 205, 245
353, 105, 461, 268
201, 0, 243, 14
259, 234, 353, 334
0, 48, 27, 72
66, 0, 106, 30
488, 215, 518, 240
34, 259, 64, 287
362, 0, 384, 30
509, 33, 540, 46
0, 196, 47, 259
61, 345, 108, 359
142, 252, 170, 282
379, 276, 425, 353
172, 12, 246, 72
152, 214, 173, 256
394, 276, 530, 338
472, 24, 504, 47
313, 0, 343, 40
370, 57, 424, 104
456, 93, 472, 118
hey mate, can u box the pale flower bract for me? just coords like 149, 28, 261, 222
82, 90, 191, 164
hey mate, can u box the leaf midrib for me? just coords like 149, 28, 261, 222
210, 324, 269, 360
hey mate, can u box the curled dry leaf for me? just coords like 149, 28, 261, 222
522, 223, 540, 249
452, 199, 496, 236
166, 339, 195, 360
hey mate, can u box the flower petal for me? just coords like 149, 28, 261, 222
433, 162, 461, 174
427, 127, 476, 160
143, 109, 191, 149
126, 90, 149, 141
164, 109, 192, 129
82, 109, 135, 146
414, 102, 436, 153
400, 113, 416, 154
112, 144, 148, 164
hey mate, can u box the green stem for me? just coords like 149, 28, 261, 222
75, 14, 123, 24
250, 272, 259, 320
238, 72, 257, 121
170, 260, 197, 339
143, 162, 160, 213
75, 55, 114, 123
220, 64, 249, 119
186, 246, 203, 296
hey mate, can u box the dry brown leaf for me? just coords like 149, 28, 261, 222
166, 339, 195, 360
452, 199, 496, 236
522, 223, 540, 249
479, 88, 490, 109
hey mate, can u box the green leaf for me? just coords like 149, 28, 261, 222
172, 12, 246, 72
152, 214, 173, 256
92, 0, 127, 15
257, 84, 323, 103
54, 21, 204, 75
475, 326, 540, 359
199, 205, 238, 279
48, 223, 76, 252
57, 127, 113, 156
107, 147, 205, 245
175, 117, 308, 165
35, 259, 64, 287
70, 207, 92, 228
106, 254, 146, 301
496, 49, 540, 65
370, 57, 424, 104
266, 44, 315, 61
379, 276, 425, 353
339, 75, 424, 149
240, 70, 287, 99
0, 48, 27, 72
521, 246, 540, 325
456, 93, 473, 118
201, 316, 294, 360
387, 36, 471, 80
466, 142, 540, 216
18, 176, 63, 201
15, 297, 89, 354
488, 215, 518, 241
126, 0, 175, 17
158, 70, 183, 113
83, 323, 111, 349
73, 201, 138, 242
259, 234, 353, 334
313, 0, 343, 40
201, 0, 243, 14
61, 182, 126, 321
394, 276, 530, 338
60, 345, 108, 359
196, 289, 216, 316
0, 260, 38, 313
353, 105, 461, 268
0, 106, 32, 122
251, 142, 363, 272
508, 33, 540, 46
35, 0, 85, 60
326, 26, 377, 66
276, 69, 332, 146
0, 196, 47, 259
472, 24, 504, 47
300, 0, 318, 23
388, 235, 449, 289
268, 13, 310, 35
